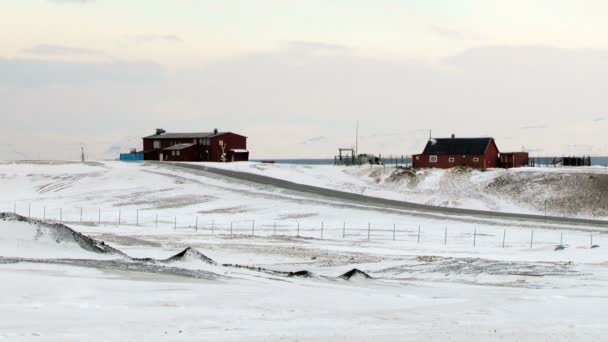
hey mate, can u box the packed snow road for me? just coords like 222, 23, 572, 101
167, 162, 608, 228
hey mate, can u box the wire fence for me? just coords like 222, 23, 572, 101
2, 201, 603, 250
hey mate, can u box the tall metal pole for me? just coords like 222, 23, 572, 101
321, 221, 324, 239
355, 120, 359, 159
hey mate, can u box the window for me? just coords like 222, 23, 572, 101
449, 157, 455, 163
430, 155, 437, 163
193, 138, 197, 144
153, 141, 160, 149
473, 157, 479, 162
219, 139, 223, 146
415, 156, 419, 160
171, 151, 175, 156
176, 151, 180, 156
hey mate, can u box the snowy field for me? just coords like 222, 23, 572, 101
201, 161, 608, 219
0, 160, 607, 341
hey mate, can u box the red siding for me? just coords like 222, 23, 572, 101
143, 132, 247, 162
500, 152, 529, 168
413, 139, 500, 169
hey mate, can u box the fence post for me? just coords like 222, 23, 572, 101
297, 222, 300, 237
118, 208, 121, 225
530, 230, 534, 248
502, 229, 506, 248
136, 209, 139, 226
367, 222, 371, 241
444, 227, 447, 245
80, 207, 83, 223
274, 222, 277, 236
28, 203, 31, 219
590, 234, 593, 247
393, 224, 396, 241
321, 221, 324, 239
230, 222, 233, 235
560, 232, 563, 245
342, 221, 346, 239
155, 213, 158, 229
43, 206, 46, 221
251, 220, 255, 237
417, 225, 421, 244
174, 216, 177, 231
473, 227, 477, 247
98, 208, 101, 225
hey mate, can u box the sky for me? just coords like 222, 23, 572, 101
1, 0, 608, 160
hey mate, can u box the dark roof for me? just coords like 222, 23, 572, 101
143, 132, 221, 139
421, 137, 495, 155
163, 143, 196, 151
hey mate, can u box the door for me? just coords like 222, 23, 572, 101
159, 153, 163, 161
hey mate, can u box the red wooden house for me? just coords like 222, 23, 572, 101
412, 135, 528, 169
142, 129, 249, 162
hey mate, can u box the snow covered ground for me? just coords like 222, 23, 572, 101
200, 162, 608, 219
0, 160, 607, 341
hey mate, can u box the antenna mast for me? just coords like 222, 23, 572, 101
355, 120, 359, 157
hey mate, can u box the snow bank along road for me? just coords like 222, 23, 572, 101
167, 162, 608, 228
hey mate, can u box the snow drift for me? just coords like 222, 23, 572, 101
0, 213, 126, 259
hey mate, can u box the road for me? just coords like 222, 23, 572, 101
165, 162, 608, 228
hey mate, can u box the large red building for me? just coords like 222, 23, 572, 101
412, 136, 528, 169
142, 129, 249, 162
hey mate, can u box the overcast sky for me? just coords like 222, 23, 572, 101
1, 0, 607, 160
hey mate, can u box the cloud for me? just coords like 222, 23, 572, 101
48, 0, 95, 3
0, 58, 165, 86
429, 25, 484, 41
285, 41, 353, 56
3, 44, 608, 159
22, 44, 105, 57
300, 136, 328, 145
126, 34, 183, 44
520, 124, 548, 130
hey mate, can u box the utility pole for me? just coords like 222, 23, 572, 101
80, 143, 86, 163
355, 120, 359, 159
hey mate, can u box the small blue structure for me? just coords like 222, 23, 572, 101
120, 152, 144, 161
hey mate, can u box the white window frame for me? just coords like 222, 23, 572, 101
448, 157, 455, 163
429, 155, 437, 163
473, 157, 479, 162
176, 150, 180, 156
153, 141, 160, 149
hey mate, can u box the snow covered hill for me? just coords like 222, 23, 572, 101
201, 162, 608, 219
